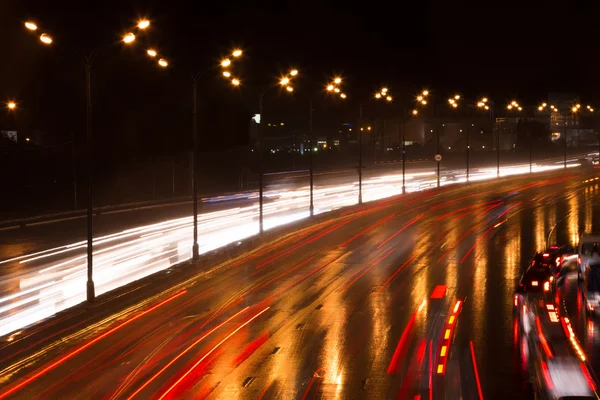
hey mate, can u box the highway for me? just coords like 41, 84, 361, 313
0, 156, 586, 338
0, 166, 599, 399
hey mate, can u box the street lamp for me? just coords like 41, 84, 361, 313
295, 75, 348, 217
23, 18, 150, 301
147, 49, 157, 57
357, 86, 393, 204
137, 19, 150, 29
123, 32, 135, 44
40, 33, 53, 44
7, 101, 16, 110
158, 58, 168, 67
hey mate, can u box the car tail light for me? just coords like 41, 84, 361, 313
544, 281, 550, 292
543, 252, 550, 257
531, 281, 539, 286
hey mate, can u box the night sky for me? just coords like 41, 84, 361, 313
1, 0, 598, 157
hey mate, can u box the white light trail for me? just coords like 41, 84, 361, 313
0, 156, 585, 337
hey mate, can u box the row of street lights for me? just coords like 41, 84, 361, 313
9, 19, 599, 301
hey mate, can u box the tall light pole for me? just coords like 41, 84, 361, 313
445, 94, 461, 187
507, 100, 525, 172
476, 97, 492, 179
306, 77, 347, 216
23, 19, 148, 301
226, 67, 295, 235
356, 86, 394, 204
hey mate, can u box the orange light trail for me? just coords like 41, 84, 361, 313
157, 306, 270, 400
125, 306, 250, 399
0, 290, 187, 400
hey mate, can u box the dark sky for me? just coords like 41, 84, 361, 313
1, 0, 598, 157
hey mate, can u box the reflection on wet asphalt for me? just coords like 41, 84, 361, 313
1, 170, 599, 399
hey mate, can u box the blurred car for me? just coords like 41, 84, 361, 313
516, 253, 556, 297
583, 259, 600, 317
578, 234, 600, 279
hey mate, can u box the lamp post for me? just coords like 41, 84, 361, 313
23, 19, 148, 302
357, 86, 394, 204
305, 77, 347, 216
476, 98, 492, 180
445, 94, 461, 187
507, 100, 525, 172
225, 67, 295, 235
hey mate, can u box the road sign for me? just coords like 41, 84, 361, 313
435, 154, 442, 162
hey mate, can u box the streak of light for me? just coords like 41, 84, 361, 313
376, 214, 422, 249
470, 341, 485, 400
376, 255, 416, 293
0, 156, 583, 338
337, 214, 395, 248
460, 226, 496, 263
387, 301, 426, 374
341, 247, 396, 292
0, 290, 186, 400
156, 306, 270, 400
536, 316, 554, 358
125, 306, 250, 399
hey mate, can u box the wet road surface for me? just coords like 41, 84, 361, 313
0, 170, 598, 399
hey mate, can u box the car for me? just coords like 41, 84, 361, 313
578, 234, 600, 279
582, 259, 600, 316
516, 253, 556, 297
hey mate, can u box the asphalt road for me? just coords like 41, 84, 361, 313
0, 169, 598, 399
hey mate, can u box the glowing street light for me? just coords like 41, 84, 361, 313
123, 32, 135, 44
231, 78, 240, 86
454, 94, 460, 100
421, 100, 427, 105
334, 77, 342, 84
147, 49, 157, 57
412, 109, 418, 115
326, 84, 334, 91
280, 77, 290, 85
290, 69, 298, 76
7, 102, 16, 110
286, 86, 293, 92
232, 49, 243, 57
375, 93, 382, 99
334, 87, 340, 93
137, 20, 150, 29
381, 87, 388, 93
223, 71, 231, 77
40, 33, 53, 44
572, 106, 578, 112
422, 90, 429, 96
158, 58, 168, 67
452, 103, 458, 108
25, 22, 38, 31
221, 58, 231, 67
340, 93, 347, 99
386, 95, 392, 102
417, 95, 423, 101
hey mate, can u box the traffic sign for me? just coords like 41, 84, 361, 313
435, 154, 442, 162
